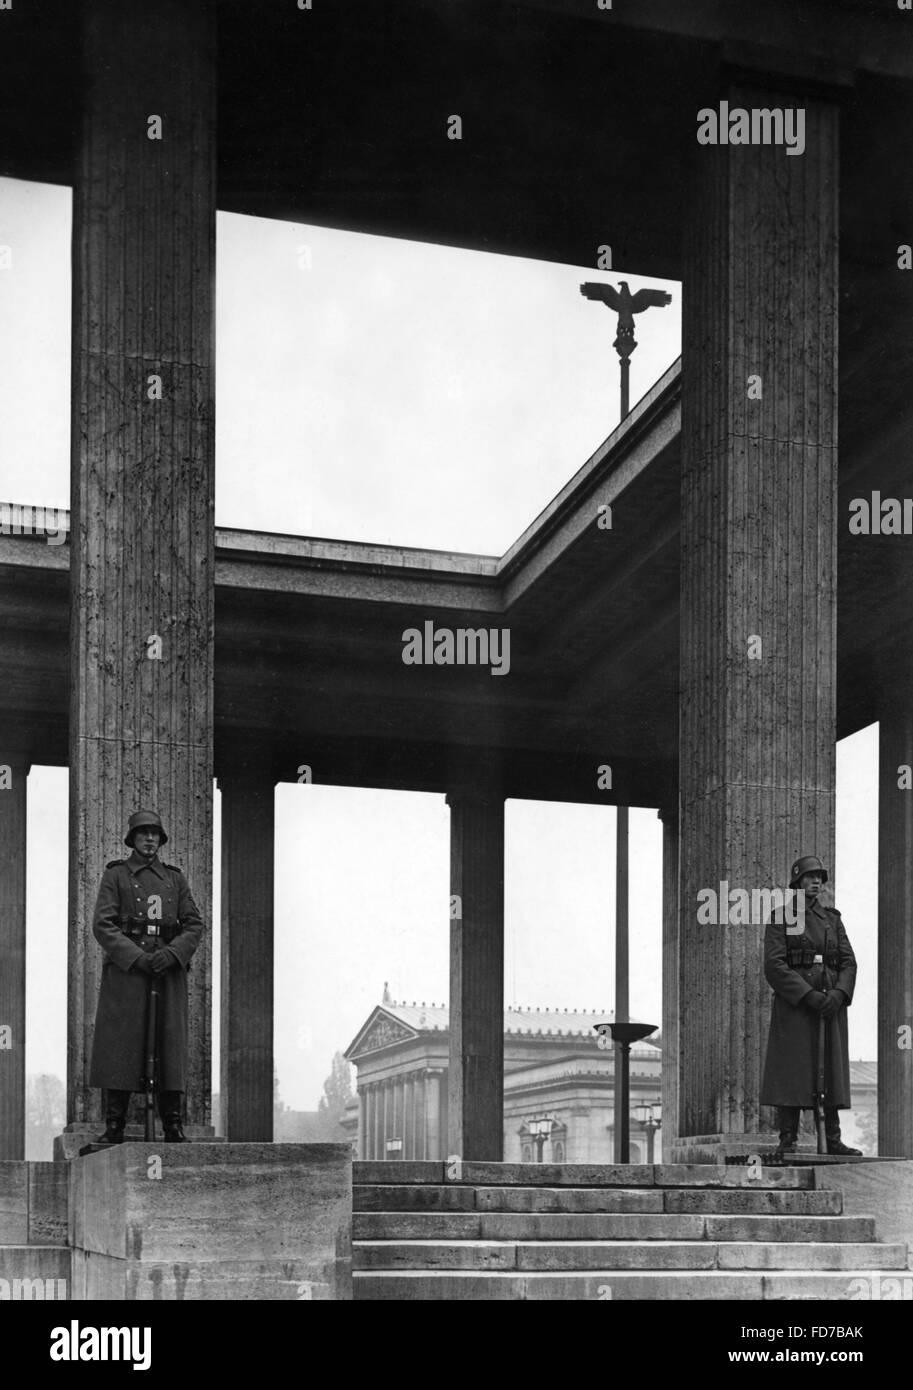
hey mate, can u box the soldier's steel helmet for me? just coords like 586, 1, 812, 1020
789, 854, 828, 889
124, 809, 169, 846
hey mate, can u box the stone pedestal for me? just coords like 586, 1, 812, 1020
68, 1143, 352, 1300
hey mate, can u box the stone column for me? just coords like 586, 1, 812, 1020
679, 74, 839, 1142
219, 759, 274, 1141
357, 1088, 367, 1161
0, 756, 28, 1159
659, 804, 679, 1162
447, 778, 504, 1160
878, 698, 913, 1157
68, 0, 216, 1127
415, 1072, 426, 1160
425, 1068, 443, 1159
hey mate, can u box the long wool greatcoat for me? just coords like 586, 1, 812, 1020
88, 851, 204, 1093
759, 898, 856, 1109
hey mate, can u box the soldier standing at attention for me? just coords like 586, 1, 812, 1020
760, 855, 862, 1157
89, 810, 204, 1143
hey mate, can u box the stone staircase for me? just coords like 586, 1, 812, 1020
352, 1160, 910, 1300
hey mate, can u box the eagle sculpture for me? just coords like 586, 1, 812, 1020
580, 280, 672, 336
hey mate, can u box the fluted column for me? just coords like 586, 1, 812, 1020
219, 758, 274, 1140
878, 698, 913, 1157
659, 804, 679, 1162
679, 75, 839, 1139
0, 755, 28, 1159
68, 0, 216, 1127
358, 1087, 367, 1160
447, 775, 504, 1159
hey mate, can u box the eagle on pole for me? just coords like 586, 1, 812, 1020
580, 279, 673, 418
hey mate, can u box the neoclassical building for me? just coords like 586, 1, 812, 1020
345, 998, 662, 1163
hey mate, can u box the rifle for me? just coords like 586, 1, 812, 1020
813, 927, 831, 1155
143, 966, 161, 1142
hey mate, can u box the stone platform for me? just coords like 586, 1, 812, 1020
66, 1139, 350, 1301
68, 1143, 352, 1300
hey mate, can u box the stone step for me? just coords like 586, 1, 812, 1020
353, 1210, 876, 1242
353, 1269, 907, 1301
354, 1185, 842, 1216
353, 1161, 815, 1189
0, 1245, 71, 1299
354, 1238, 908, 1272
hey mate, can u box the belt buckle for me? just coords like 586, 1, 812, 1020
813, 953, 823, 964
147, 923, 160, 938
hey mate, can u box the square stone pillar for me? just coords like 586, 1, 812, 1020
0, 755, 28, 1159
878, 698, 913, 1157
659, 804, 679, 1163
219, 759, 275, 1141
68, 0, 216, 1128
678, 75, 839, 1142
447, 778, 504, 1160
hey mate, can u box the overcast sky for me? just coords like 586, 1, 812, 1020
2, 176, 878, 1117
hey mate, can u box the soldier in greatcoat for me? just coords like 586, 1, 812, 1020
89, 810, 204, 1143
760, 854, 861, 1156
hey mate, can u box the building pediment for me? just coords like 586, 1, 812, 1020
345, 1007, 419, 1059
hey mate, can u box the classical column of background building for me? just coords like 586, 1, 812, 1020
678, 73, 839, 1141
878, 692, 913, 1157
447, 775, 505, 1159
219, 760, 275, 1140
68, 0, 216, 1127
0, 756, 28, 1159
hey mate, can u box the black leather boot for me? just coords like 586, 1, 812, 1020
825, 1108, 862, 1156
158, 1091, 187, 1142
97, 1089, 130, 1144
776, 1106, 800, 1155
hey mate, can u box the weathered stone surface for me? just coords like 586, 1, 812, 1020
515, 1241, 718, 1272
717, 1242, 908, 1271
456, 1163, 653, 1187
678, 83, 839, 1143
703, 1215, 874, 1244
70, 1142, 352, 1300
760, 1272, 911, 1301
354, 1212, 482, 1241
815, 1160, 913, 1261
0, 1245, 71, 1295
28, 1163, 68, 1245
354, 1269, 906, 1301
357, 1240, 518, 1272
0, 1161, 27, 1243
354, 1185, 476, 1212
655, 1163, 813, 1189
68, 0, 216, 1130
474, 1187, 663, 1214
478, 1212, 706, 1242
664, 1189, 841, 1216
354, 1161, 444, 1185
353, 1270, 769, 1300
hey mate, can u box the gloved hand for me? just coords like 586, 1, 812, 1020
133, 954, 154, 976
805, 990, 827, 1012
150, 948, 176, 975
820, 989, 844, 1020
